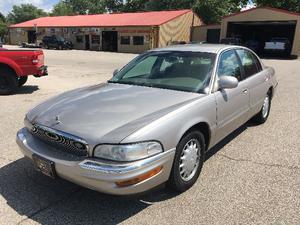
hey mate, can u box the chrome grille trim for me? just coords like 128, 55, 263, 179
30, 124, 89, 157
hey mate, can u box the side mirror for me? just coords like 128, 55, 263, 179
113, 69, 119, 77
218, 76, 238, 90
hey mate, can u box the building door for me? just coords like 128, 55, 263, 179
27, 31, 37, 43
85, 35, 90, 50
102, 31, 118, 52
207, 29, 220, 43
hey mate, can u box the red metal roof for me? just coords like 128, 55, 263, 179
223, 6, 300, 19
10, 9, 192, 28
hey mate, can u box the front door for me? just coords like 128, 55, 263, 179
85, 35, 90, 50
102, 31, 118, 52
214, 50, 250, 142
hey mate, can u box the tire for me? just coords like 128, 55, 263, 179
168, 130, 205, 192
18, 76, 28, 87
252, 91, 272, 124
0, 67, 18, 95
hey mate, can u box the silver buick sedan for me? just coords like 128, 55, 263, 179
17, 44, 277, 195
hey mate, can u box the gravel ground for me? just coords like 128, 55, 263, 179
0, 46, 299, 225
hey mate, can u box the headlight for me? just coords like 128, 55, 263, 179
93, 141, 163, 162
24, 116, 34, 131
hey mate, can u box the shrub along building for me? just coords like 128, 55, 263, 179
9, 10, 202, 53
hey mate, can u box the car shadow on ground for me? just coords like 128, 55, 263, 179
16, 85, 39, 94
0, 122, 253, 225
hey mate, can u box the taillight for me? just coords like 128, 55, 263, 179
32, 52, 44, 65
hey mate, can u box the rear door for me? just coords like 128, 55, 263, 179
236, 49, 268, 116
214, 49, 250, 142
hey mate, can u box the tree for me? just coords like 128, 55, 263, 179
0, 12, 7, 40
193, 0, 248, 24
253, 0, 300, 12
51, 1, 74, 16
103, 0, 123, 12
122, 0, 148, 12
62, 0, 106, 14
7, 4, 47, 24
0, 12, 5, 22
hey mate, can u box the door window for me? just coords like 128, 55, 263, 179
236, 49, 259, 79
217, 50, 242, 81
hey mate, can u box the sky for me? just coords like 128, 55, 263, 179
0, 0, 59, 15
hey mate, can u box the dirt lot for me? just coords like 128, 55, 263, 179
0, 46, 299, 225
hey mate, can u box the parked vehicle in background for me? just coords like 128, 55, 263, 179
220, 37, 243, 45
264, 37, 291, 56
42, 35, 73, 50
17, 44, 277, 195
245, 40, 260, 53
0, 49, 47, 94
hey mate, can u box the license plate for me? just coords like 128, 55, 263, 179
32, 154, 56, 179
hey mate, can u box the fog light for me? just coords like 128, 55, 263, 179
115, 166, 162, 188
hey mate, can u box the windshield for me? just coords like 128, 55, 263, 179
109, 51, 216, 93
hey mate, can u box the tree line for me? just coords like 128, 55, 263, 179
1, 0, 300, 40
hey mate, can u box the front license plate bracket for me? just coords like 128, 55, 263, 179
32, 154, 56, 179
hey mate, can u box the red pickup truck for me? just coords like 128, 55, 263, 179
0, 49, 47, 94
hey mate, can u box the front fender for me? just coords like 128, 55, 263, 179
0, 56, 23, 76
122, 94, 217, 151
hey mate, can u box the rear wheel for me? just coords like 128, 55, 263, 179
18, 76, 28, 87
0, 67, 18, 95
168, 130, 205, 192
252, 92, 271, 124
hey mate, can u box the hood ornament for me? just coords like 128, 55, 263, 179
54, 115, 61, 125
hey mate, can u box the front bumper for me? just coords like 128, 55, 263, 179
16, 128, 175, 195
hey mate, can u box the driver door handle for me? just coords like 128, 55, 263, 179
242, 89, 248, 94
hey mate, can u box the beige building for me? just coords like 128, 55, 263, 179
192, 7, 300, 56
9, 10, 202, 53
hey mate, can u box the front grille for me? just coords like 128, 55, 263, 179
30, 124, 89, 157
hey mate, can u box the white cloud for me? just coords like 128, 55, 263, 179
0, 0, 57, 15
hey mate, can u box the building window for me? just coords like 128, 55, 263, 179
76, 35, 83, 43
91, 35, 100, 44
121, 36, 130, 45
133, 36, 144, 45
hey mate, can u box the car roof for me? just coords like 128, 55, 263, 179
150, 44, 235, 54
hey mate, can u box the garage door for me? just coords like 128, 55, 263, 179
227, 21, 296, 55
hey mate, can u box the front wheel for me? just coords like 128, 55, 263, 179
252, 92, 271, 124
168, 130, 205, 192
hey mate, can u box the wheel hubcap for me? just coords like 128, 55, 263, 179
179, 139, 201, 181
262, 95, 270, 118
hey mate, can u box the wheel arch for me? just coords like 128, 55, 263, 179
180, 121, 211, 151
0, 58, 22, 77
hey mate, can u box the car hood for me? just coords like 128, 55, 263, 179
27, 83, 202, 144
